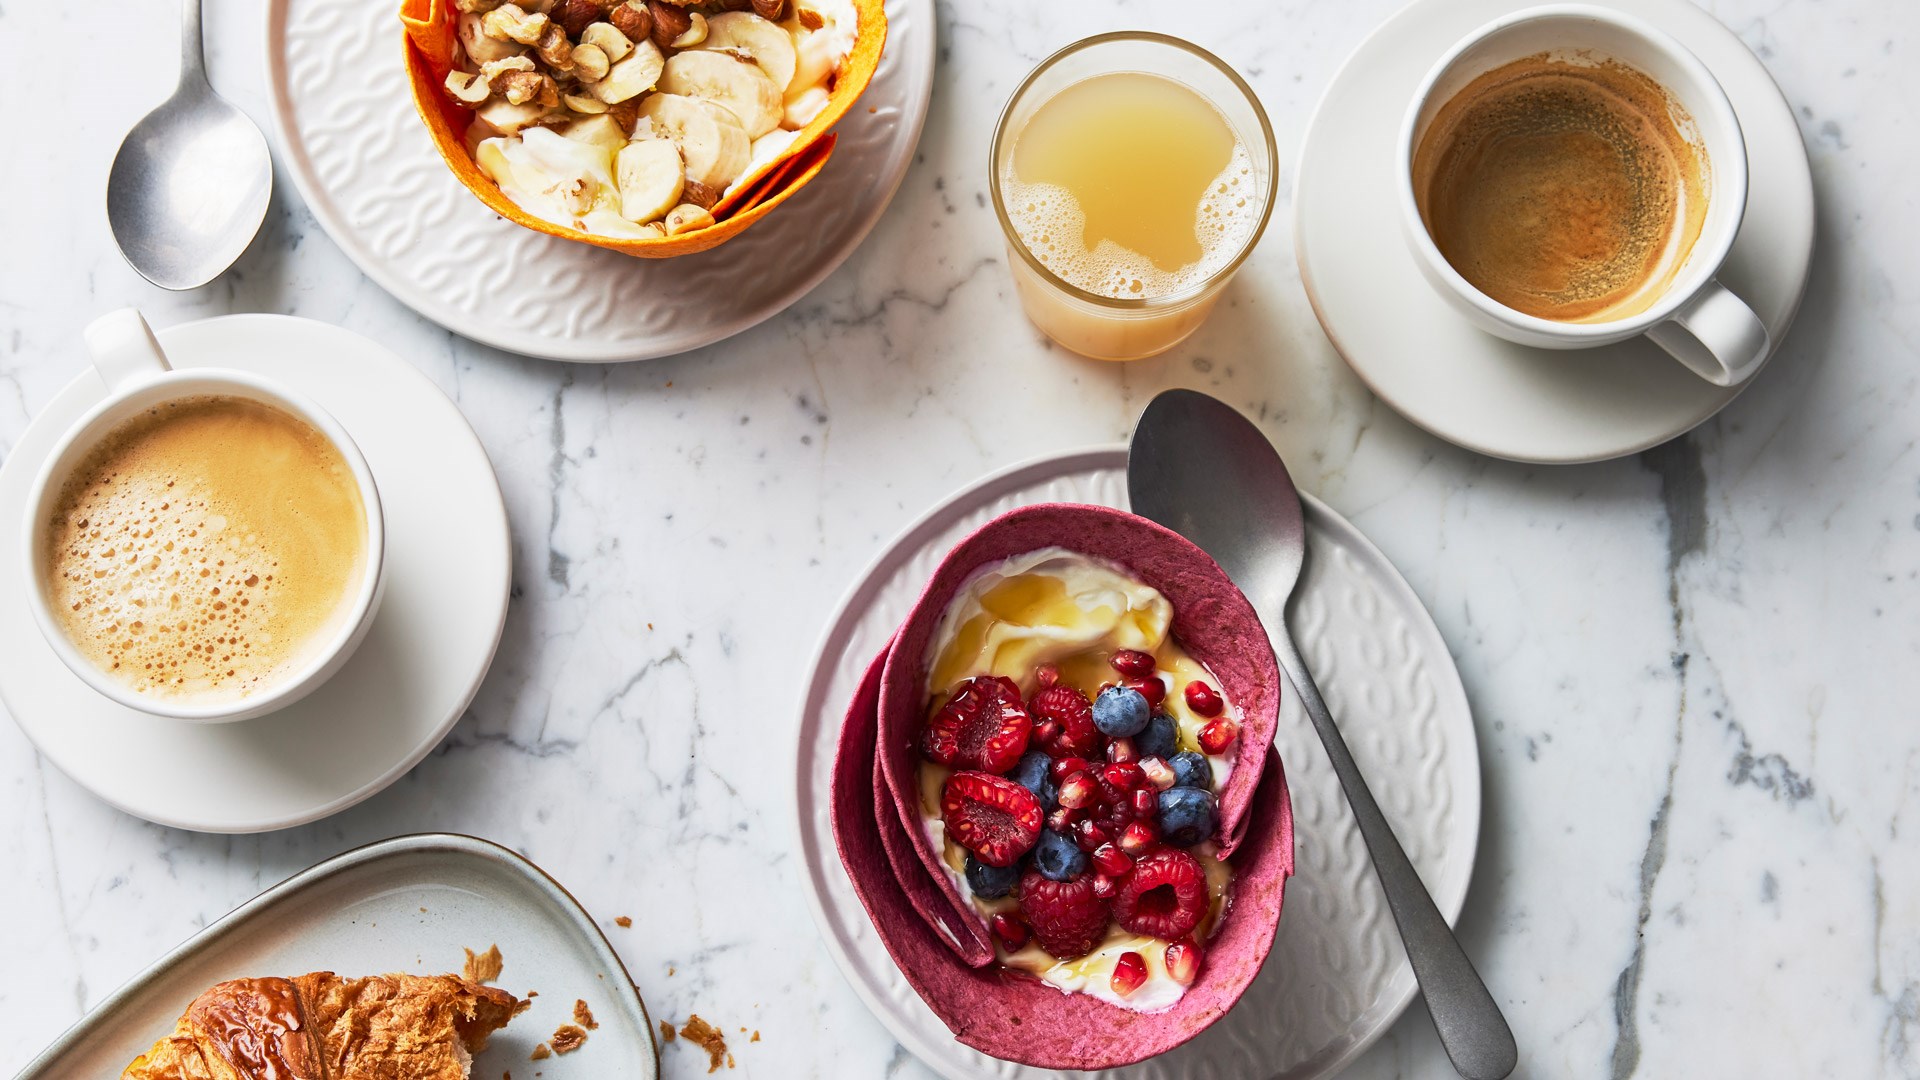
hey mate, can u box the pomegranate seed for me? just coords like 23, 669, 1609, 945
1184, 681, 1223, 717
1109, 650, 1156, 678
1035, 664, 1060, 689
1140, 757, 1177, 790
1125, 677, 1166, 708
1107, 738, 1139, 765
1074, 820, 1112, 852
1057, 773, 1097, 809
1164, 939, 1202, 986
1092, 873, 1120, 899
1103, 762, 1144, 790
1051, 756, 1090, 782
1120, 820, 1158, 855
1132, 788, 1158, 818
992, 913, 1029, 951
1033, 719, 1061, 747
1111, 951, 1149, 997
1092, 842, 1133, 877
1199, 718, 1240, 755
1048, 807, 1078, 833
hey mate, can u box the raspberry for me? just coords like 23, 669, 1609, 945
1109, 649, 1156, 678
1029, 685, 1098, 757
1184, 680, 1223, 717
1114, 849, 1209, 940
1019, 869, 1111, 960
924, 676, 1032, 773
1111, 951, 1149, 998
941, 771, 1042, 868
1164, 938, 1202, 986
1198, 717, 1240, 756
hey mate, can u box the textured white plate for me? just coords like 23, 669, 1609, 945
794, 448, 1481, 1079
1295, 0, 1814, 464
16, 834, 658, 1079
265, 0, 934, 362
0, 316, 511, 833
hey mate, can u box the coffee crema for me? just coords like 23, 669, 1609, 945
41, 395, 368, 703
1412, 54, 1709, 323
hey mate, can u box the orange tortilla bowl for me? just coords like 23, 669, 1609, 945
400, 0, 887, 257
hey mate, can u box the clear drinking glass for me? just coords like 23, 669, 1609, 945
989, 33, 1278, 362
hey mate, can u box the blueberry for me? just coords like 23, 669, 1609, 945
1033, 829, 1089, 881
1011, 751, 1050, 796
1169, 751, 1213, 790
1157, 786, 1219, 847
1136, 713, 1178, 759
966, 855, 1020, 899
1092, 685, 1151, 738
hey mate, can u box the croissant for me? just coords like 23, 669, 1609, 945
121, 972, 520, 1080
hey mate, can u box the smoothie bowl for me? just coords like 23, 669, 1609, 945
401, 0, 885, 256
833, 504, 1294, 1069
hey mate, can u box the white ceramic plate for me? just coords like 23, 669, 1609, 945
265, 0, 934, 362
794, 448, 1482, 1080
16, 834, 658, 1079
1295, 0, 1814, 464
0, 316, 511, 833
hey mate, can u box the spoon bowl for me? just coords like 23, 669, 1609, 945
106, 0, 272, 291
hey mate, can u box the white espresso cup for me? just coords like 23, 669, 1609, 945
1397, 4, 1768, 387
20, 310, 386, 723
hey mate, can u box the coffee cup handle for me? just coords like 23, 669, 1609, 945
82, 309, 173, 392
1646, 281, 1770, 388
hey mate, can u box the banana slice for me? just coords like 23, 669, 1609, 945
695, 12, 798, 93
635, 93, 751, 189
615, 138, 685, 223
657, 50, 783, 138
591, 39, 664, 104
564, 114, 629, 153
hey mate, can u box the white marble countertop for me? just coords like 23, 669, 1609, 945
2, 0, 1915, 1077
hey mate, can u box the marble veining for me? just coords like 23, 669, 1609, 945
1, 0, 1916, 1078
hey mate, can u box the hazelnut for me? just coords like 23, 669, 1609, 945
563, 91, 610, 113
580, 21, 634, 63
751, 0, 786, 20
608, 97, 643, 134
569, 41, 610, 81
663, 203, 716, 235
609, 1, 652, 43
670, 11, 707, 47
551, 0, 600, 36
646, 1, 690, 50
444, 70, 493, 105
681, 178, 720, 209
498, 68, 559, 107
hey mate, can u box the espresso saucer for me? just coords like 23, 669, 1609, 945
0, 316, 511, 832
1295, 0, 1814, 464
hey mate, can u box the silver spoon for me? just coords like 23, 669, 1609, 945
1128, 388, 1516, 1080
106, 0, 273, 290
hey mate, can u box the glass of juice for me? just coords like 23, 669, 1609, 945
990, 33, 1277, 361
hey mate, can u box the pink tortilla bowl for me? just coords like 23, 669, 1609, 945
833, 639, 1296, 1069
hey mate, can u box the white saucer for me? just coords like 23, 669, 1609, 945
0, 316, 511, 833
1295, 0, 1814, 464
265, 0, 933, 362
794, 448, 1482, 1080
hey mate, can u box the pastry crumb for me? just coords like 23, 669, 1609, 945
661, 1020, 677, 1042
573, 999, 598, 1030
751, 1030, 760, 1042
614, 915, 632, 928
530, 1044, 550, 1060
550, 1024, 588, 1054
463, 944, 504, 984
679, 1015, 729, 1072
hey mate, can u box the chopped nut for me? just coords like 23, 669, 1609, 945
445, 70, 492, 104
580, 21, 634, 63
481, 53, 536, 90
609, 1, 652, 43
454, 0, 503, 11
564, 91, 610, 113
535, 23, 575, 69
459, 11, 528, 63
794, 5, 823, 29
569, 41, 610, 81
646, 0, 690, 49
608, 97, 643, 134
481, 4, 551, 45
681, 178, 719, 209
663, 203, 715, 235
751, 0, 786, 19
589, 40, 663, 103
498, 68, 559, 107
551, 0, 601, 36
670, 11, 707, 47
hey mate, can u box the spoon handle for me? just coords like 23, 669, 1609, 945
179, 0, 209, 90
1271, 629, 1517, 1080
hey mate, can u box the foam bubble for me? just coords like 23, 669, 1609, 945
1003, 142, 1261, 301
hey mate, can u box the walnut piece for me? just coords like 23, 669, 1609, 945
535, 23, 575, 70
454, 0, 503, 12
498, 68, 559, 107
481, 53, 536, 89
481, 4, 552, 45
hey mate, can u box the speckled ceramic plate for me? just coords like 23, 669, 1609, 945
265, 0, 934, 361
794, 447, 1483, 1080
15, 833, 659, 1079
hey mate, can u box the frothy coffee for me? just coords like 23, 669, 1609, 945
1413, 54, 1709, 323
41, 396, 368, 703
